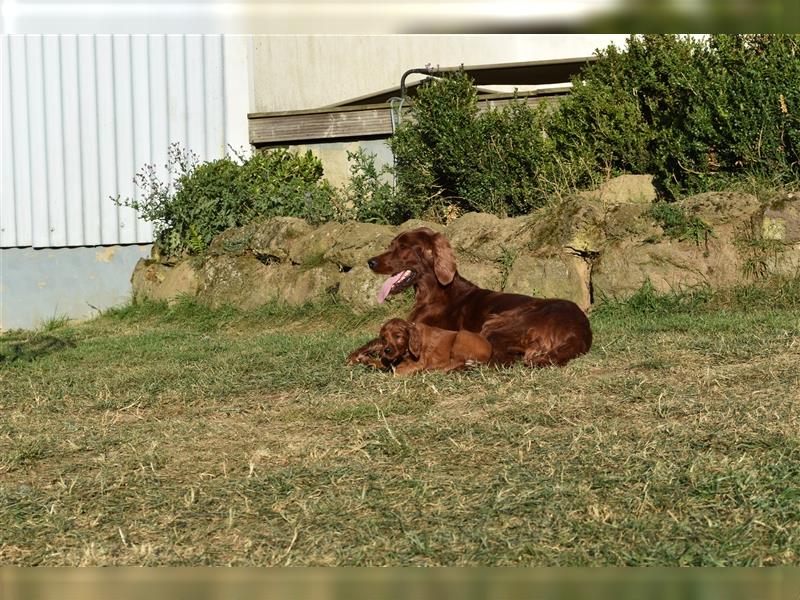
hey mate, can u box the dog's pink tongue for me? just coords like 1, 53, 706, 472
377, 271, 406, 303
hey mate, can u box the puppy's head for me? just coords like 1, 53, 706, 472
379, 318, 414, 363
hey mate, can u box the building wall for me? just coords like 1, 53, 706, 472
1, 34, 251, 249
251, 35, 629, 112
0, 34, 251, 330
0, 245, 151, 330
286, 139, 394, 188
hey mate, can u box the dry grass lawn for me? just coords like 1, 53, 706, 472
1, 279, 799, 565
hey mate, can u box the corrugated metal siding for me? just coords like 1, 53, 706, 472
1, 34, 249, 248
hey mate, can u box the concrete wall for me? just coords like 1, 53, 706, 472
1, 245, 151, 331
286, 139, 394, 188
251, 35, 630, 112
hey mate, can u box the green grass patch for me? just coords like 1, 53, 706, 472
647, 202, 714, 245
1, 279, 799, 565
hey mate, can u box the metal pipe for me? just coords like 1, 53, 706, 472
399, 66, 437, 100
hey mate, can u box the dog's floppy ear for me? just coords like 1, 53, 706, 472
431, 232, 456, 285
408, 323, 422, 359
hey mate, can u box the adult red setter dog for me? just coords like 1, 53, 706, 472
347, 227, 592, 367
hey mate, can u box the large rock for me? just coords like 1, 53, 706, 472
396, 219, 445, 234
197, 255, 286, 310
601, 201, 660, 243
764, 245, 800, 277
458, 261, 503, 291
762, 192, 800, 244
678, 192, 763, 254
337, 266, 386, 312
288, 221, 347, 266
277, 264, 341, 305
249, 217, 313, 260
131, 259, 201, 304
578, 174, 657, 205
208, 216, 312, 260
504, 252, 591, 311
528, 197, 606, 256
680, 191, 762, 228
761, 192, 800, 277
445, 212, 535, 262
199, 257, 342, 309
323, 222, 396, 269
592, 236, 745, 299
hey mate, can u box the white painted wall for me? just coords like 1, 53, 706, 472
0, 34, 251, 248
251, 34, 629, 112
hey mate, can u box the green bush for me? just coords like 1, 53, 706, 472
556, 34, 800, 198
114, 145, 336, 256
337, 148, 407, 224
390, 34, 800, 218
390, 73, 558, 217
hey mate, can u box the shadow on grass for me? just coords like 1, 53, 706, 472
0, 333, 77, 363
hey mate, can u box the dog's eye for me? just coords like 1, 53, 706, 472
383, 348, 392, 354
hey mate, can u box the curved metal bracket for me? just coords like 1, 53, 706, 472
399, 66, 438, 100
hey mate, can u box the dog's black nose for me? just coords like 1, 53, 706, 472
367, 258, 378, 270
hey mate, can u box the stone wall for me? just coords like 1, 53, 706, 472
131, 176, 800, 312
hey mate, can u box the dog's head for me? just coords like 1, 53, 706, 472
379, 318, 422, 362
368, 228, 457, 303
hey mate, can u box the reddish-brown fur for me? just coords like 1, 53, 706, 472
347, 227, 592, 367
356, 318, 493, 375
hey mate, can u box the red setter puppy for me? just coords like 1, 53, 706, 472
348, 318, 493, 375
347, 227, 592, 367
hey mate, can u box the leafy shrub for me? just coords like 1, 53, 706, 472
390, 73, 557, 217
114, 145, 336, 256
556, 34, 800, 198
337, 148, 407, 224
390, 34, 800, 218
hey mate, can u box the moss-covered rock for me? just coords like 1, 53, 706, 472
578, 174, 657, 205
529, 197, 606, 256
396, 219, 445, 234
208, 216, 312, 260
288, 221, 347, 266
197, 255, 285, 310
337, 266, 385, 312
277, 263, 341, 305
446, 212, 535, 262
458, 261, 503, 291
680, 192, 762, 228
504, 252, 591, 310
592, 236, 746, 299
131, 258, 200, 304
762, 192, 800, 244
323, 222, 396, 269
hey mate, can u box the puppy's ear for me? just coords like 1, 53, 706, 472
408, 324, 422, 359
431, 233, 456, 285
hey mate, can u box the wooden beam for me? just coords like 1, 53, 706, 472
249, 89, 569, 147
249, 106, 393, 145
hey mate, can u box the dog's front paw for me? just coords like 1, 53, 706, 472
346, 351, 365, 366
